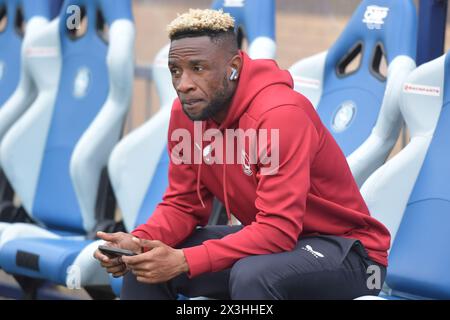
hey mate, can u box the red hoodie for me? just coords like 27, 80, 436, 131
132, 51, 391, 278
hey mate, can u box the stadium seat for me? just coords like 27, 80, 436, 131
289, 0, 417, 186
106, 44, 176, 297
0, 0, 61, 212
0, 0, 134, 299
212, 0, 276, 59
0, 0, 44, 106
359, 52, 449, 299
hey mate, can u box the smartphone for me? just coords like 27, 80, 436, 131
98, 245, 137, 258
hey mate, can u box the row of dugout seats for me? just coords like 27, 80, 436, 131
0, 0, 447, 300
0, 0, 135, 299
360, 51, 450, 300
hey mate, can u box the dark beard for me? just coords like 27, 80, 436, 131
182, 76, 233, 121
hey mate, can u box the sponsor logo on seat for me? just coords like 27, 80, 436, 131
403, 83, 441, 97
26, 46, 58, 58
292, 76, 321, 90
73, 67, 91, 98
332, 100, 357, 133
362, 6, 389, 30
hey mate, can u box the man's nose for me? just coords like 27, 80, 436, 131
176, 73, 196, 93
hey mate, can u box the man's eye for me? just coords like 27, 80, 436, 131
170, 69, 181, 76
193, 65, 204, 72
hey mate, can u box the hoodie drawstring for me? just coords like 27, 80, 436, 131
195, 121, 232, 225
196, 121, 206, 209
196, 161, 205, 208
222, 164, 232, 225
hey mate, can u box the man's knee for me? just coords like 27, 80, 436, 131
121, 272, 140, 299
229, 256, 277, 299
121, 272, 176, 300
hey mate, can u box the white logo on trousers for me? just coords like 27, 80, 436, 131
301, 245, 325, 258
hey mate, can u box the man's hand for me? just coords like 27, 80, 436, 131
93, 232, 142, 278
122, 238, 189, 284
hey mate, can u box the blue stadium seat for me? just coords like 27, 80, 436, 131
0, 0, 62, 133
0, 0, 29, 106
106, 44, 176, 297
0, 0, 134, 298
212, 0, 276, 59
359, 52, 449, 299
0, 0, 61, 205
289, 0, 417, 186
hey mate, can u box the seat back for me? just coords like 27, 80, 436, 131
0, 0, 26, 105
0, 0, 134, 234
360, 52, 444, 244
0, 0, 58, 106
290, 0, 416, 157
212, 0, 275, 59
378, 53, 450, 299
0, 1, 62, 202
109, 45, 175, 232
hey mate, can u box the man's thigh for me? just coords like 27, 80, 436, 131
176, 225, 243, 249
230, 235, 385, 299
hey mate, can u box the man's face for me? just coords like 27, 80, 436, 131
168, 36, 234, 121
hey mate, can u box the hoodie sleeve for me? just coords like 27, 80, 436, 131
131, 106, 214, 247
183, 105, 320, 277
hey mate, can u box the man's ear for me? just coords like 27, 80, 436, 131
230, 54, 242, 74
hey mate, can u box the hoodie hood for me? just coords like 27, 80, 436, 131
197, 51, 294, 225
